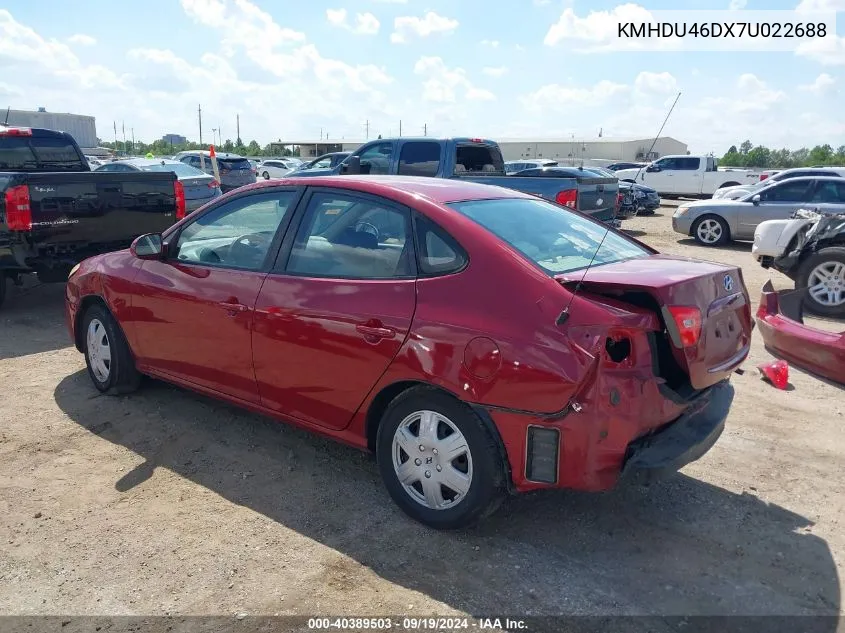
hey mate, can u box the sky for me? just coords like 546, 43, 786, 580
0, 0, 843, 154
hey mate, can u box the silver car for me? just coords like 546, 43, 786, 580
713, 166, 845, 200
673, 176, 845, 246
173, 150, 255, 193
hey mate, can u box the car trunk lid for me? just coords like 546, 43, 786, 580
556, 254, 752, 390
181, 176, 217, 200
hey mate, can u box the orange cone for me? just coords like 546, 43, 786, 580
209, 145, 216, 158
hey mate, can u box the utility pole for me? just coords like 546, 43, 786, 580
131, 128, 135, 153
399, 120, 402, 136
236, 114, 240, 146
219, 124, 222, 146
212, 128, 217, 147
423, 123, 427, 136
364, 119, 369, 139
198, 104, 203, 145
320, 127, 323, 140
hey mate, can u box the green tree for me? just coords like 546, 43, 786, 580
739, 140, 753, 154
223, 138, 234, 153
246, 140, 261, 156
808, 144, 834, 165
745, 145, 772, 167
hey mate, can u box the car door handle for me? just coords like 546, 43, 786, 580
220, 301, 249, 314
356, 324, 396, 339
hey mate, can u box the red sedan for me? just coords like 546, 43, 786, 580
65, 176, 753, 529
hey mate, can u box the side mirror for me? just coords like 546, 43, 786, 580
130, 233, 164, 260
752, 194, 761, 205
646, 164, 659, 172
344, 156, 361, 175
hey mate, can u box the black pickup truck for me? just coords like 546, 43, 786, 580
0, 126, 185, 307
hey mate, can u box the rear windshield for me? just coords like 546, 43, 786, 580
217, 157, 251, 169
448, 198, 649, 275
454, 144, 505, 174
138, 162, 206, 177
0, 135, 87, 171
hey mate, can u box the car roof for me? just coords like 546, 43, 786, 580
763, 175, 844, 184
229, 175, 532, 204
177, 150, 245, 158
124, 158, 182, 166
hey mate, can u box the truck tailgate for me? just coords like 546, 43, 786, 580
574, 176, 618, 222
22, 171, 179, 247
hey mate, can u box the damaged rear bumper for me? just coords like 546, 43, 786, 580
755, 280, 845, 386
620, 380, 733, 484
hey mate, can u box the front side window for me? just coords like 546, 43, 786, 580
357, 142, 393, 175
286, 193, 411, 278
448, 198, 648, 275
759, 180, 813, 202
173, 191, 297, 270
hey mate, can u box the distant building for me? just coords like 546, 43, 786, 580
496, 137, 688, 164
162, 133, 187, 145
3, 108, 97, 148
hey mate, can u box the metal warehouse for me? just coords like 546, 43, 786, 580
496, 136, 689, 163
3, 108, 98, 149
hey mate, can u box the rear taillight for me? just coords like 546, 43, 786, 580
0, 127, 32, 137
4, 185, 32, 231
174, 180, 186, 219
667, 306, 702, 347
759, 174, 769, 181
616, 192, 623, 207
208, 180, 219, 189
555, 188, 578, 209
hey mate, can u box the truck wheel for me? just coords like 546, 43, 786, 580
376, 386, 506, 530
692, 215, 730, 246
81, 303, 141, 395
796, 247, 845, 318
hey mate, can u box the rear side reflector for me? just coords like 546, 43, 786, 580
667, 305, 702, 347
4, 184, 32, 231
525, 426, 560, 484
174, 180, 186, 219
555, 188, 578, 209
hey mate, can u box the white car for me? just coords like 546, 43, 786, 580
714, 167, 845, 200
258, 159, 299, 179
614, 155, 760, 196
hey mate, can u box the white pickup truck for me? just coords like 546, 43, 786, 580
614, 155, 760, 197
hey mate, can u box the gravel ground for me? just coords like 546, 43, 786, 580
0, 204, 842, 624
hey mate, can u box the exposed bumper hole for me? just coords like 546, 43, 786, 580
605, 337, 632, 363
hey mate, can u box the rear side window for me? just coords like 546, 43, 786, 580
677, 157, 700, 170
0, 134, 86, 171
414, 214, 467, 275
454, 143, 505, 174
398, 141, 441, 177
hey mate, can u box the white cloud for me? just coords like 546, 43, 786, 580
390, 12, 458, 43
544, 4, 680, 52
480, 39, 500, 48
373, 0, 406, 3
728, 0, 747, 9
414, 56, 494, 102
796, 35, 845, 65
634, 71, 677, 94
326, 8, 380, 35
482, 66, 508, 78
795, 0, 845, 11
521, 80, 630, 113
799, 72, 836, 93
68, 33, 96, 46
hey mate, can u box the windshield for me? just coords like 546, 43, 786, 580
448, 198, 649, 275
138, 162, 207, 177
0, 135, 87, 171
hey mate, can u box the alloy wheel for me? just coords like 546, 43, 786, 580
696, 218, 723, 244
807, 261, 845, 307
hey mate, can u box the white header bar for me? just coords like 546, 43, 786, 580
610, 10, 837, 52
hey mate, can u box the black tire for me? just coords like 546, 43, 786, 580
262, 171, 270, 180
376, 386, 506, 530
81, 303, 141, 395
692, 214, 730, 247
796, 247, 845, 318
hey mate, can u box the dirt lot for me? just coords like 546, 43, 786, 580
0, 204, 843, 623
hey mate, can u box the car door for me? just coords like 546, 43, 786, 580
251, 188, 416, 430
639, 157, 677, 193
129, 188, 302, 403
736, 179, 816, 238
355, 142, 396, 175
